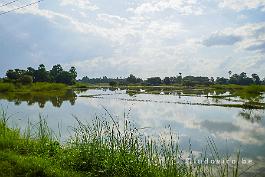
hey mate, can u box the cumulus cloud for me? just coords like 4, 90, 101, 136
203, 23, 265, 53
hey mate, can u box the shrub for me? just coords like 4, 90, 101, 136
18, 75, 33, 85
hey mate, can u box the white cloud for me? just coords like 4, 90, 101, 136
203, 23, 265, 53
60, 0, 99, 11
219, 0, 265, 11
128, 0, 203, 15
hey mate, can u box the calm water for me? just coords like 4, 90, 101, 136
1, 88, 265, 176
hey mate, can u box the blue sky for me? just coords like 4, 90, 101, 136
0, 0, 264, 78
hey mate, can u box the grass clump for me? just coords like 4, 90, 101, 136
0, 109, 244, 177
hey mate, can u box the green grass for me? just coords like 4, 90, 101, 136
0, 83, 15, 92
0, 82, 67, 93
0, 109, 244, 177
30, 82, 67, 92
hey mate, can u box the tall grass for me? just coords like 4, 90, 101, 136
30, 82, 67, 92
0, 82, 67, 93
0, 109, 244, 177
0, 83, 15, 92
241, 85, 265, 94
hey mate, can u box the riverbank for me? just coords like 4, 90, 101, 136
0, 82, 68, 93
0, 111, 241, 177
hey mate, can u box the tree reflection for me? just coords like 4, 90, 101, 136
0, 90, 77, 108
238, 109, 263, 123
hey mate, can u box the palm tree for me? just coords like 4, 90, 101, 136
228, 71, 232, 78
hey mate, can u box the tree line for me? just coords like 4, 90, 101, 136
80, 72, 265, 86
3, 64, 77, 85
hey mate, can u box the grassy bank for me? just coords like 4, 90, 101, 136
0, 82, 67, 93
0, 110, 243, 177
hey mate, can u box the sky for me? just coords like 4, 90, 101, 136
0, 0, 264, 79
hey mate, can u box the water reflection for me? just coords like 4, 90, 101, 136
0, 90, 77, 108
238, 109, 264, 123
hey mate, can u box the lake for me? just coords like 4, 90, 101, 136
1, 88, 265, 176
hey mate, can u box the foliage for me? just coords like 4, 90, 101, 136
229, 72, 253, 85
80, 72, 264, 87
109, 80, 118, 87
183, 76, 210, 86
146, 77, 162, 86
5, 64, 77, 85
18, 75, 33, 85
215, 77, 229, 85
163, 77, 171, 85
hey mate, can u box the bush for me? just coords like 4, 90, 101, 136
18, 75, 33, 85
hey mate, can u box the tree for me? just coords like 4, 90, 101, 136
35, 64, 50, 82
146, 77, 161, 86
175, 76, 182, 84
229, 74, 239, 84
210, 77, 215, 84
262, 78, 265, 85
26, 67, 36, 80
6, 70, 20, 80
56, 71, 75, 85
228, 71, 232, 78
238, 72, 253, 85
229, 72, 253, 85
182, 76, 210, 85
251, 73, 261, 85
19, 75, 33, 85
127, 74, 137, 84
163, 77, 171, 85
50, 64, 63, 82
109, 81, 117, 87
216, 77, 228, 84
69, 66, 77, 79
